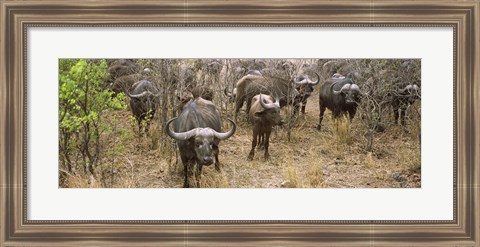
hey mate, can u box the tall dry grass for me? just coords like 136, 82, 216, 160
333, 115, 352, 160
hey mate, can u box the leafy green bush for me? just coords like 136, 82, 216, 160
59, 59, 127, 178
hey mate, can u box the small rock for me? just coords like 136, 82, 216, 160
391, 172, 406, 182
280, 181, 291, 188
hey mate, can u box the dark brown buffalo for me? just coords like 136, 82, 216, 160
233, 71, 319, 122
176, 86, 214, 114
293, 73, 320, 115
108, 59, 140, 78
166, 98, 236, 188
107, 59, 152, 95
232, 60, 267, 81
191, 85, 214, 101
247, 94, 284, 161
233, 74, 298, 122
224, 70, 260, 102
317, 74, 361, 131
175, 90, 194, 114
111, 74, 141, 95
321, 60, 361, 80
128, 80, 160, 134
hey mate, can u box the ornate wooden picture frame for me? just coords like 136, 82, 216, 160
1, 0, 478, 245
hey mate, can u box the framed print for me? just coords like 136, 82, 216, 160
1, 0, 479, 246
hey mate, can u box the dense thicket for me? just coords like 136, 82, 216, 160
59, 59, 421, 188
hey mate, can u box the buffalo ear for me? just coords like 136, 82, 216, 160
254, 110, 266, 117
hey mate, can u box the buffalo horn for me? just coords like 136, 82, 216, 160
165, 117, 199, 141
332, 73, 344, 78
333, 84, 352, 95
128, 90, 160, 98
127, 91, 148, 98
259, 94, 278, 110
295, 72, 320, 85
224, 87, 236, 98
350, 84, 360, 92
398, 84, 417, 93
294, 75, 310, 85
224, 87, 232, 98
309, 72, 320, 85
212, 118, 237, 140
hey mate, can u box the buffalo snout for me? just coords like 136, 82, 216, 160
202, 156, 214, 165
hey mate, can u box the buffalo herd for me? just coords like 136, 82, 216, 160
107, 59, 421, 188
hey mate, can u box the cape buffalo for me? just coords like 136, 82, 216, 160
293, 73, 320, 115
224, 87, 237, 102
111, 73, 141, 95
392, 83, 420, 126
176, 86, 214, 114
166, 98, 236, 188
128, 80, 160, 134
232, 60, 267, 81
317, 74, 361, 131
224, 70, 260, 102
247, 94, 284, 161
175, 90, 194, 114
233, 71, 320, 121
106, 59, 140, 90
107, 59, 140, 78
233, 74, 304, 122
191, 85, 214, 101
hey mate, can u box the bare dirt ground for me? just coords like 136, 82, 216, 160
64, 89, 421, 188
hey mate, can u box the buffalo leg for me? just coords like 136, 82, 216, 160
293, 101, 300, 116
257, 133, 264, 150
316, 105, 326, 131
234, 95, 245, 123
145, 119, 151, 136
301, 101, 307, 114
245, 97, 253, 121
247, 127, 258, 161
348, 108, 357, 122
137, 118, 142, 136
264, 130, 272, 160
182, 161, 192, 188
181, 154, 195, 188
213, 145, 221, 172
195, 164, 203, 188
300, 97, 308, 114
399, 105, 407, 126
393, 107, 400, 125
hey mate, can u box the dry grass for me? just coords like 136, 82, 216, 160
306, 163, 324, 188
199, 168, 230, 188
332, 116, 352, 160
62, 89, 421, 188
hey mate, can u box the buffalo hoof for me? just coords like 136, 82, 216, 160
247, 155, 253, 161
264, 154, 270, 160
316, 125, 321, 131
